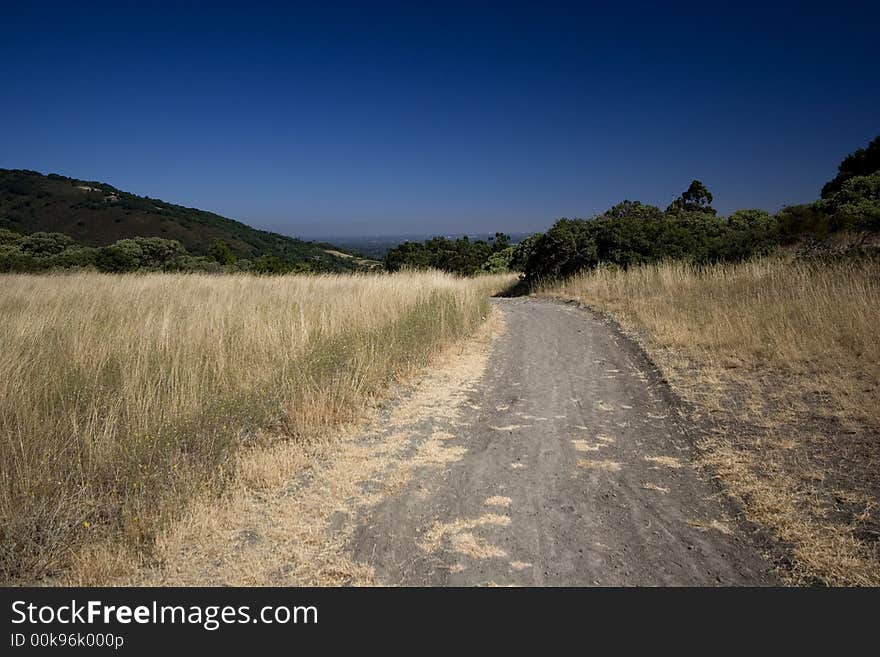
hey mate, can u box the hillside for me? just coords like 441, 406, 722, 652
0, 168, 362, 271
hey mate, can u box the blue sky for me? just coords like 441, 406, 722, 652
2, 1, 878, 237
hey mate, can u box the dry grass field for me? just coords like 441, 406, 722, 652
0, 270, 513, 583
541, 257, 880, 585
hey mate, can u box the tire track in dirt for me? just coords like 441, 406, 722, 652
348, 298, 777, 585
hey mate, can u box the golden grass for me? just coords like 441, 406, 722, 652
118, 307, 506, 587
0, 270, 514, 583
542, 258, 879, 429
420, 513, 511, 557
541, 257, 880, 585
644, 455, 683, 469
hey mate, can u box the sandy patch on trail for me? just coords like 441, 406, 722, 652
577, 459, 622, 472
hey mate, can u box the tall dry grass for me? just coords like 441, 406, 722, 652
543, 258, 879, 429
0, 271, 514, 583
541, 257, 880, 585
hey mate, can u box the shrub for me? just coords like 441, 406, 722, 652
384, 233, 511, 275
818, 171, 880, 240
482, 246, 515, 273
775, 204, 833, 243
19, 232, 77, 257
208, 239, 236, 265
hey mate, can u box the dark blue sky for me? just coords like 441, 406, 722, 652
2, 2, 878, 237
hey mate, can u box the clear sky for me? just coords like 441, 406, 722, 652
2, 2, 878, 238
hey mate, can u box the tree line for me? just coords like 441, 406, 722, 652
3, 136, 876, 278
384, 136, 879, 280
518, 136, 878, 283
384, 233, 521, 275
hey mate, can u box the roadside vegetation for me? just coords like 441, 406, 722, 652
0, 270, 514, 583
528, 136, 880, 585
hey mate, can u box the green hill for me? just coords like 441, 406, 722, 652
0, 168, 364, 271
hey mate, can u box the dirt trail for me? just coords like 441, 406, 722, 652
136, 298, 775, 586
348, 298, 775, 585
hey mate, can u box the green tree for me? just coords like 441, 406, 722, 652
819, 171, 880, 240
821, 135, 880, 199
96, 242, 142, 272
253, 254, 290, 274
666, 180, 716, 215
774, 204, 832, 243
482, 246, 515, 273
605, 200, 663, 221
128, 237, 186, 269
489, 232, 510, 250
523, 218, 598, 282
721, 209, 778, 260
510, 233, 541, 271
208, 239, 236, 265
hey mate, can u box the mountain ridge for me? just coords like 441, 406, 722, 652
0, 168, 364, 271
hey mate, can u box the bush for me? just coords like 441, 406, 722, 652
49, 247, 99, 270
482, 246, 515, 273
232, 258, 253, 273
775, 204, 833, 243
509, 234, 540, 271
19, 232, 77, 257
385, 233, 511, 275
208, 239, 236, 265
720, 209, 778, 260
129, 237, 186, 270
96, 243, 141, 273
94, 238, 188, 273
0, 228, 24, 246
253, 254, 290, 274
818, 171, 880, 240
0, 249, 42, 273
